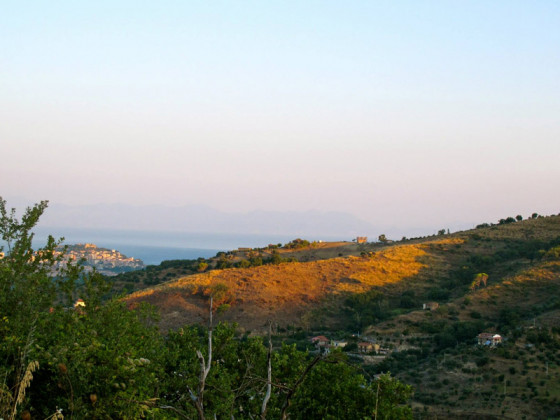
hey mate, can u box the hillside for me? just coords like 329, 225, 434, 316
126, 240, 445, 331
127, 216, 560, 330
124, 214, 560, 418
125, 215, 560, 333
110, 240, 362, 294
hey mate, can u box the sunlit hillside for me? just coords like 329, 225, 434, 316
125, 239, 462, 331
124, 215, 560, 336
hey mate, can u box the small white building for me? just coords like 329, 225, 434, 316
477, 333, 502, 346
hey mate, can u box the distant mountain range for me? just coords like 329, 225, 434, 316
38, 202, 377, 238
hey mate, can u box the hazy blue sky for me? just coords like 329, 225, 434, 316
2, 1, 559, 233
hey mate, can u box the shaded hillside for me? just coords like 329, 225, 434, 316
360, 218, 560, 419
364, 256, 560, 419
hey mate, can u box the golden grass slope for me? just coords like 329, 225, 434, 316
126, 239, 462, 332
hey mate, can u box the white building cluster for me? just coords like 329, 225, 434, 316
51, 243, 144, 276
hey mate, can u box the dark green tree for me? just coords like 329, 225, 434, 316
0, 198, 166, 418
0, 198, 71, 418
289, 353, 413, 419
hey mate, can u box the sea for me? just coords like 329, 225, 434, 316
31, 227, 340, 265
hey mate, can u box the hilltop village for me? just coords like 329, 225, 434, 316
53, 243, 144, 276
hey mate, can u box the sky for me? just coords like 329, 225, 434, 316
2, 1, 559, 235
